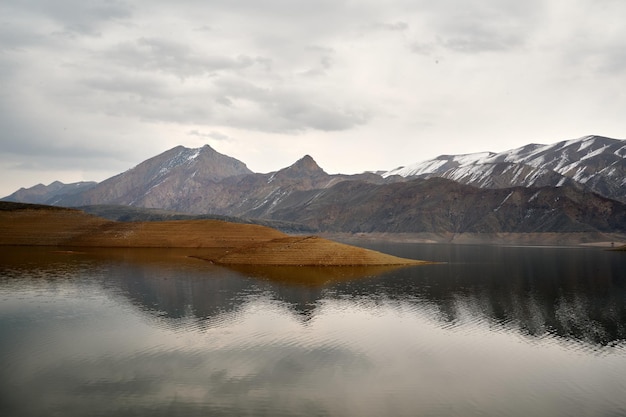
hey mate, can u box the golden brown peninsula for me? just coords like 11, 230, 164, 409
0, 203, 426, 266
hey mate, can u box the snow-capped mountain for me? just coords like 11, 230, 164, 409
383, 135, 626, 202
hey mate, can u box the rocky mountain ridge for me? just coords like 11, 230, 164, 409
4, 180, 97, 205
3, 135, 625, 236
259, 177, 626, 234
383, 135, 626, 203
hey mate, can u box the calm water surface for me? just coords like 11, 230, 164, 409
1, 244, 625, 417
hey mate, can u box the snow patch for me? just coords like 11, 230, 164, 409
581, 145, 609, 160
383, 152, 494, 178
572, 166, 589, 183
494, 191, 514, 212
453, 152, 494, 166
529, 191, 541, 202
186, 148, 201, 162
157, 148, 202, 176
577, 137, 595, 152
382, 158, 449, 177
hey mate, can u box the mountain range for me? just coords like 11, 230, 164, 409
383, 135, 626, 203
3, 135, 626, 236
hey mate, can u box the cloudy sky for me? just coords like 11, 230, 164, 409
1, 0, 625, 196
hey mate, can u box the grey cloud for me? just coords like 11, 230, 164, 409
212, 78, 370, 133
600, 46, 626, 74
409, 42, 437, 56
81, 73, 168, 98
0, 22, 47, 51
0, 83, 146, 171
561, 35, 626, 77
382, 21, 409, 31
188, 130, 232, 141
104, 38, 258, 77
0, 115, 130, 169
297, 45, 335, 76
365, 21, 409, 32
23, 53, 370, 134
215, 96, 234, 107
99, 96, 213, 125
409, 0, 540, 54
192, 25, 213, 33
439, 29, 524, 53
3, 0, 131, 36
274, 99, 369, 132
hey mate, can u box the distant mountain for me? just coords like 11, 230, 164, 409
383, 135, 626, 203
212, 155, 386, 218
55, 149, 385, 216
260, 177, 626, 234
3, 136, 625, 236
55, 144, 253, 207
2, 180, 97, 205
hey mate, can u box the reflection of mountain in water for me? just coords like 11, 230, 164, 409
328, 244, 626, 347
96, 245, 626, 348
3, 246, 622, 347
98, 256, 328, 325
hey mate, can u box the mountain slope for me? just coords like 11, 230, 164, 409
56, 144, 252, 207
262, 178, 626, 234
3, 136, 625, 236
383, 135, 626, 202
2, 181, 97, 205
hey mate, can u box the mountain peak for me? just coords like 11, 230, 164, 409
296, 154, 321, 169
198, 143, 218, 153
287, 155, 326, 174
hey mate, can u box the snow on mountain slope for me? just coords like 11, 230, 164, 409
383, 135, 626, 202
384, 152, 496, 177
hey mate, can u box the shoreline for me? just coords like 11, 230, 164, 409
320, 232, 626, 248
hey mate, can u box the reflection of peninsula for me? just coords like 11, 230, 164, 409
1, 243, 623, 347
35, 246, 622, 348
0, 202, 424, 266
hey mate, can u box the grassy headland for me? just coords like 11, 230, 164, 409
0, 202, 425, 266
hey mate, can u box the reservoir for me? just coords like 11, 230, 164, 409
1, 243, 625, 416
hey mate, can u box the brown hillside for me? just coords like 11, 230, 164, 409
0, 206, 111, 246
67, 219, 287, 248
202, 236, 426, 266
0, 203, 423, 266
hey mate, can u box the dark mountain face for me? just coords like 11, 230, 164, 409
263, 178, 626, 234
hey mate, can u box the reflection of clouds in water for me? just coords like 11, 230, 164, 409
6, 332, 372, 416
3, 246, 626, 416
5, 294, 626, 417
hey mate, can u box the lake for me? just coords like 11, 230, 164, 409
1, 243, 625, 417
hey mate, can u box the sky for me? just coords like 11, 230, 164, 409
1, 0, 625, 197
